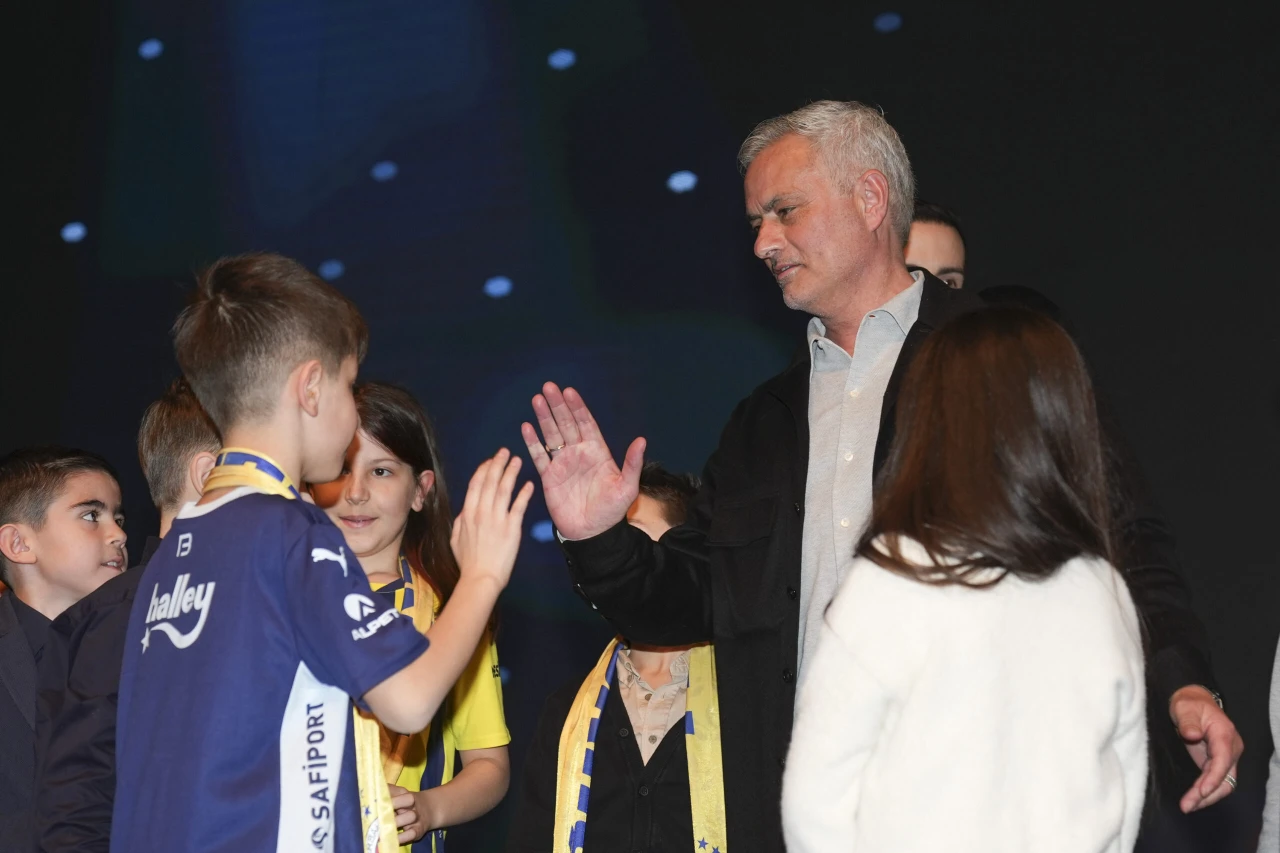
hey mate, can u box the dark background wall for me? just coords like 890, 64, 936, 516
7, 2, 1278, 850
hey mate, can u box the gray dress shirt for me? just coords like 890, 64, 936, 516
797, 273, 923, 675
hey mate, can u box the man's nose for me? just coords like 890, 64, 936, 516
754, 220, 782, 260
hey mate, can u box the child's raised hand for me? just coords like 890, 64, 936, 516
450, 449, 535, 591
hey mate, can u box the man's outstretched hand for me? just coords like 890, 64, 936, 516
521, 382, 645, 541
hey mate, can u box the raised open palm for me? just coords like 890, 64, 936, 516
520, 382, 645, 541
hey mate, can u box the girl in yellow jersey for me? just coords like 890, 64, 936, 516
312, 382, 510, 851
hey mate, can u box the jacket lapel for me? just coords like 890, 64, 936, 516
0, 594, 36, 730
873, 274, 985, 476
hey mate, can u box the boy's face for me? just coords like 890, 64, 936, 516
24, 471, 126, 600
306, 356, 360, 485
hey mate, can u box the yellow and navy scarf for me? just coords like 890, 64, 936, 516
203, 448, 399, 853
372, 556, 451, 853
554, 639, 727, 853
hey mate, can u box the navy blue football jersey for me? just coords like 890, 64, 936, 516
111, 488, 429, 853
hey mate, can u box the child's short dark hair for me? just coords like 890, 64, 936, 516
0, 447, 119, 584
638, 462, 701, 528
173, 253, 369, 432
137, 378, 222, 512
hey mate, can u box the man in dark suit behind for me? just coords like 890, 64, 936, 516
519, 101, 1244, 851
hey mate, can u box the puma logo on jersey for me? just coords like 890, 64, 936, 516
142, 573, 216, 651
311, 546, 348, 577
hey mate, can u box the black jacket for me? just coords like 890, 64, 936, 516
507, 671, 693, 852
562, 273, 1215, 852
0, 592, 46, 853
32, 535, 161, 853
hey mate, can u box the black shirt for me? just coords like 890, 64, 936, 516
10, 594, 50, 661
507, 670, 693, 852
32, 535, 161, 853
0, 592, 47, 853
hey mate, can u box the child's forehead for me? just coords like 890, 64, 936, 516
51, 470, 123, 510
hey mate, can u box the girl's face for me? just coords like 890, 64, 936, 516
310, 429, 433, 561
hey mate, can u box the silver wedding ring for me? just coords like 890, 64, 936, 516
546, 444, 565, 455
1226, 773, 1237, 791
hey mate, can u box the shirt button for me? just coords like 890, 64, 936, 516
782, 667, 795, 684
644, 693, 652, 702
648, 734, 657, 744
849, 389, 860, 399
787, 586, 798, 600
840, 518, 850, 528
639, 785, 651, 797
619, 727, 630, 737
794, 502, 802, 515
843, 451, 853, 462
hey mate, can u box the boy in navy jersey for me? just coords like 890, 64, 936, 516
112, 253, 532, 853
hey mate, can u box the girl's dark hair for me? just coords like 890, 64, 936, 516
354, 382, 495, 630
858, 305, 1112, 585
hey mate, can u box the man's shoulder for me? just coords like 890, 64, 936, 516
976, 284, 1063, 321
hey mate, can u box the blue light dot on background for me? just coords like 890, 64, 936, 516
530, 520, 555, 542
667, 170, 698, 193
499, 666, 511, 685
138, 38, 164, 60
484, 276, 513, 298
370, 160, 399, 182
61, 222, 87, 243
547, 48, 576, 70
873, 12, 903, 33
318, 259, 345, 280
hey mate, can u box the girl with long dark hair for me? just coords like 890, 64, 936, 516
781, 306, 1147, 852
311, 382, 509, 850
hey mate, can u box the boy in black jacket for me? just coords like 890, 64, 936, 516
32, 379, 219, 853
0, 447, 125, 853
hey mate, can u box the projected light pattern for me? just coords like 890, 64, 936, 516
61, 222, 87, 243
548, 48, 577, 70
484, 275, 513, 298
667, 170, 698, 193
874, 12, 903, 33
370, 160, 399, 182
530, 520, 555, 542
318, 259, 345, 280
138, 38, 164, 60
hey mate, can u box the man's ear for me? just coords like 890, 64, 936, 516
189, 451, 218, 497
858, 168, 892, 235
0, 523, 37, 566
296, 359, 325, 418
411, 470, 436, 513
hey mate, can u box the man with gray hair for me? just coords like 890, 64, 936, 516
522, 100, 1240, 850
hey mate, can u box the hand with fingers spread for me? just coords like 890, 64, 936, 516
1171, 685, 1245, 812
451, 449, 536, 590
520, 382, 646, 541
